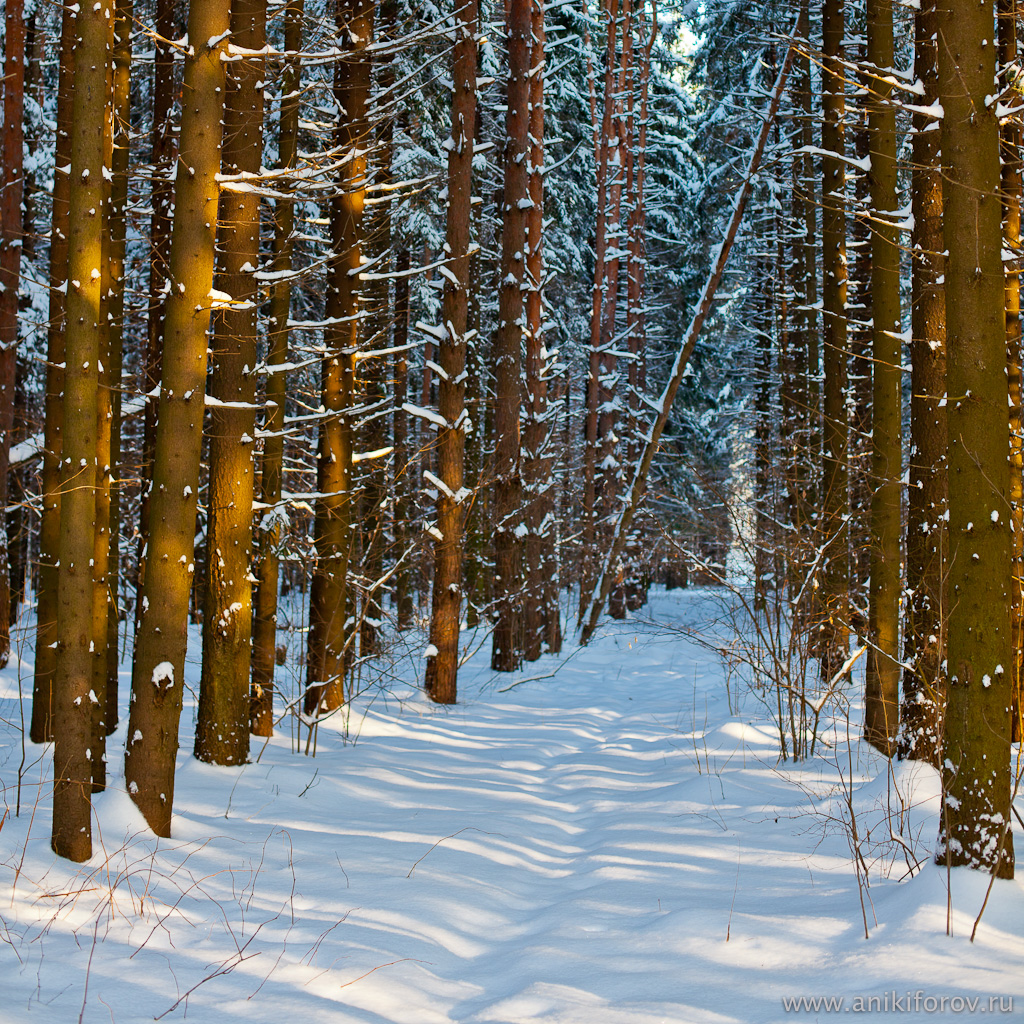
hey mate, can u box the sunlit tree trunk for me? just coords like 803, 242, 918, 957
306, 0, 374, 715
196, 0, 266, 765
51, 0, 111, 862
125, 2, 231, 837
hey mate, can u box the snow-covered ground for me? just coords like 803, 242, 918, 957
1, 588, 1022, 1023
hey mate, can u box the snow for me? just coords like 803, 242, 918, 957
1, 588, 1023, 1022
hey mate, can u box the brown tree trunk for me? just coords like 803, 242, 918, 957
0, 0, 26, 670
104, 0, 134, 736
901, 0, 946, 766
1000, 0, 1024, 744
491, 0, 532, 672
580, 0, 620, 623
138, 0, 181, 617
252, 0, 302, 737
196, 0, 267, 765
819, 0, 849, 679
863, 0, 902, 756
936, 0, 1014, 878
393, 249, 414, 630
522, 0, 551, 660
51, 0, 110, 862
125, 2, 231, 837
424, 0, 478, 702
32, 6, 75, 744
306, 0, 374, 716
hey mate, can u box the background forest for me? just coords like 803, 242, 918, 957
1, 0, 1024, 1002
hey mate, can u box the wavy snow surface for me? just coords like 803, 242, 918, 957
1, 588, 1022, 1022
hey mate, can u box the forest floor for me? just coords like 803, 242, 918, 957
1, 587, 1023, 1023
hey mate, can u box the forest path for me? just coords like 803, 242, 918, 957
3, 589, 1024, 1023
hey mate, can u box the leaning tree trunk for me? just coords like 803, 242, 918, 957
424, 0, 478, 703
935, 0, 1015, 878
900, 0, 946, 766
195, 0, 266, 766
491, 0, 532, 672
124, 1, 231, 838
51, 0, 110, 862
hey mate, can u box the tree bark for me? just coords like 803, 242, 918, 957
196, 0, 267, 765
936, 0, 1015, 878
125, 0, 231, 837
901, 0, 946, 766
32, 6, 74, 744
305, 0, 374, 716
818, 0, 849, 679
424, 0, 478, 702
863, 0, 902, 755
252, 0, 302, 737
51, 0, 110, 862
491, 0, 532, 672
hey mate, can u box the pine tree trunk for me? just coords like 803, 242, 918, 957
901, 0, 946, 766
104, 0, 133, 736
1000, 0, 1024, 743
491, 0, 532, 672
580, 0, 620, 623
819, 0, 850, 678
138, 0, 181, 618
392, 249, 414, 630
0, 0, 27, 670
252, 0, 302, 737
863, 0, 902, 755
125, 2, 231, 837
522, 0, 551, 660
424, 0, 478, 702
936, 0, 1015, 878
51, 0, 110, 862
195, 0, 266, 765
32, 6, 75, 744
306, 0, 374, 716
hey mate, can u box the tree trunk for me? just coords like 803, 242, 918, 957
252, 0, 302, 738
32, 6, 75, 744
900, 0, 946, 766
392, 249, 414, 630
491, 0, 532, 672
424, 0, 478, 702
863, 0, 902, 755
51, 0, 110, 862
1000, 0, 1024, 744
125, 1, 231, 837
306, 0, 374, 716
936, 0, 1015, 878
819, 0, 849, 679
138, 0, 181, 622
522, 0, 552, 660
195, 0, 266, 765
0, 0, 27, 670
